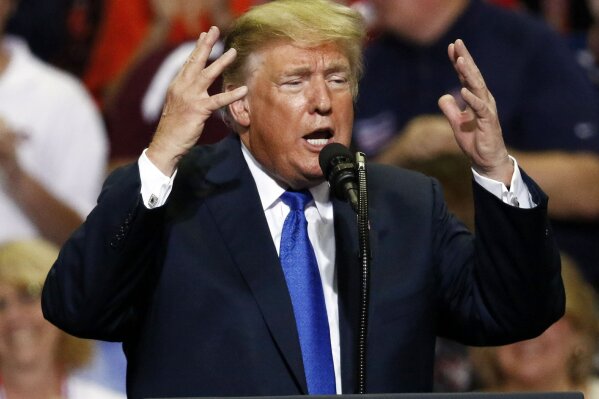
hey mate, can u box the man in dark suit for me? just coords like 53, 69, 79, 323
41, 1, 564, 398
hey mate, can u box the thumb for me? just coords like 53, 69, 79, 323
438, 94, 461, 130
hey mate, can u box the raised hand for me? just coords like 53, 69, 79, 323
438, 39, 513, 185
147, 26, 248, 176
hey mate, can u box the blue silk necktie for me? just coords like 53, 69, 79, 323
279, 190, 336, 395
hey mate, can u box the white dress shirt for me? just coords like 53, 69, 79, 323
137, 142, 534, 394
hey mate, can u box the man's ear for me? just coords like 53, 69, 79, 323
227, 85, 250, 128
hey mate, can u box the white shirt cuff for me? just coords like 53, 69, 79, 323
138, 149, 177, 209
472, 156, 535, 209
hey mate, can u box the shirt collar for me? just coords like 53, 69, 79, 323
240, 141, 332, 219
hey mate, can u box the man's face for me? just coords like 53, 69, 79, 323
236, 42, 354, 189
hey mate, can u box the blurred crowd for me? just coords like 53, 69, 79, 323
1, 0, 598, 397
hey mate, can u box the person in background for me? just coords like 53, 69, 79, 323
103, 0, 250, 171
5, 0, 103, 77
470, 255, 599, 398
0, 0, 107, 247
84, 0, 251, 110
520, 0, 593, 36
354, 0, 599, 292
574, 0, 599, 94
0, 239, 125, 399
0, 0, 117, 390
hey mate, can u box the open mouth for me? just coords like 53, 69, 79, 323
303, 128, 333, 146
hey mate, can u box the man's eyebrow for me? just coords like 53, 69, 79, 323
281, 63, 351, 76
281, 66, 312, 77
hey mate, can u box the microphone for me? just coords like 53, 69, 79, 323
319, 143, 359, 213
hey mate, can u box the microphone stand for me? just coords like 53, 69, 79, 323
355, 152, 370, 394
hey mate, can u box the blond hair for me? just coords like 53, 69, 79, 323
223, 0, 366, 97
471, 255, 599, 389
0, 240, 93, 371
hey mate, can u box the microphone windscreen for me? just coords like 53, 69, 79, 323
319, 143, 353, 178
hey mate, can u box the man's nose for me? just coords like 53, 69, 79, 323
309, 79, 332, 115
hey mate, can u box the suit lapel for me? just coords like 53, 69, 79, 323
200, 136, 308, 393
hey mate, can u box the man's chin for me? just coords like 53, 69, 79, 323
286, 172, 326, 190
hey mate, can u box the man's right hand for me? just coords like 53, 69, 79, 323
146, 26, 248, 176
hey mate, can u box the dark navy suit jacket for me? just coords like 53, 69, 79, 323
42, 135, 564, 399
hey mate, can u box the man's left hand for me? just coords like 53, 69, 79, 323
438, 39, 513, 185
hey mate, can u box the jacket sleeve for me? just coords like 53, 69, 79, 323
42, 163, 167, 341
434, 169, 565, 345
